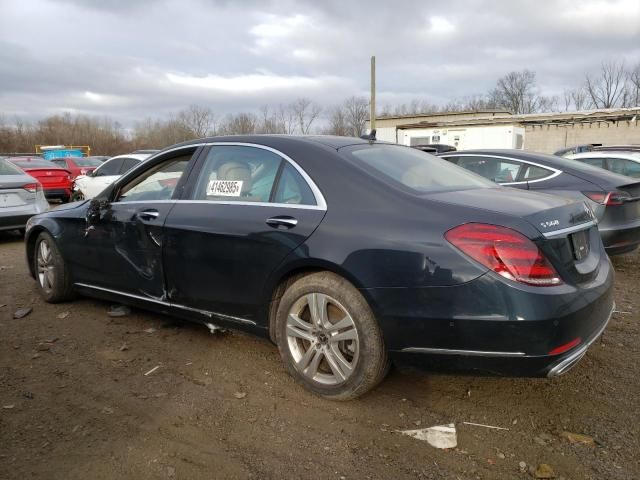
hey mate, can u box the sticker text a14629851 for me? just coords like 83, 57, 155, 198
207, 180, 243, 197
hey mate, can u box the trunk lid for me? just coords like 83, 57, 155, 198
426, 187, 600, 285
27, 168, 70, 185
0, 174, 37, 207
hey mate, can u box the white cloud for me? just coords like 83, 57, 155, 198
428, 16, 456, 35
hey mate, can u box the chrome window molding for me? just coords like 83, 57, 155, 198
74, 282, 256, 326
135, 141, 327, 211
115, 199, 325, 211
444, 153, 562, 185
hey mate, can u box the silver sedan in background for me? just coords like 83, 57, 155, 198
0, 158, 49, 233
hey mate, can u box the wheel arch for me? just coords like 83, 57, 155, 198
25, 222, 63, 279
264, 259, 374, 343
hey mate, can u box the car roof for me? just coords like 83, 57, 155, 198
441, 148, 636, 185
568, 151, 640, 161
163, 135, 378, 152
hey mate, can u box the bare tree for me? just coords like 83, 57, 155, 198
492, 70, 542, 114
628, 63, 640, 107
585, 61, 626, 108
570, 87, 590, 111
326, 106, 350, 136
257, 105, 286, 134
290, 98, 321, 134
176, 104, 216, 137
218, 113, 257, 135
343, 96, 369, 136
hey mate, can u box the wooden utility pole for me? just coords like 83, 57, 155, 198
370, 56, 376, 132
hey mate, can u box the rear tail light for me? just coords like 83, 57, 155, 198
445, 223, 562, 286
583, 191, 630, 206
23, 183, 41, 193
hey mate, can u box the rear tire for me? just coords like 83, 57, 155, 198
275, 272, 389, 400
33, 231, 74, 303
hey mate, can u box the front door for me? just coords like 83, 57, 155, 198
163, 144, 326, 327
81, 151, 195, 299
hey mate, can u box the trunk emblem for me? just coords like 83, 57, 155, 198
540, 220, 560, 228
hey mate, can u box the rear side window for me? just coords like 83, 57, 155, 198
609, 158, 640, 177
95, 158, 124, 176
274, 163, 316, 205
0, 159, 23, 175
522, 165, 553, 181
454, 156, 523, 183
192, 146, 282, 202
346, 146, 494, 193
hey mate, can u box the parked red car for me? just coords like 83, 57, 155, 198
51, 156, 104, 180
7, 157, 73, 202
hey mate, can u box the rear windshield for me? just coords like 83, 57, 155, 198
345, 144, 495, 193
74, 158, 103, 167
9, 159, 63, 169
0, 159, 24, 175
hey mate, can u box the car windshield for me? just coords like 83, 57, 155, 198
74, 158, 103, 167
0, 159, 25, 175
10, 159, 63, 169
345, 144, 495, 193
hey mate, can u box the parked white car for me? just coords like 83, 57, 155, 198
565, 151, 640, 178
72, 153, 151, 200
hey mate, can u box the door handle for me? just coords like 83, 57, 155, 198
137, 209, 160, 221
266, 216, 298, 229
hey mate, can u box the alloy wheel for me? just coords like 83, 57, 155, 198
36, 240, 55, 293
286, 293, 359, 385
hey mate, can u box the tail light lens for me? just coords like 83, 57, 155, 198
445, 223, 562, 286
23, 183, 41, 193
583, 191, 630, 206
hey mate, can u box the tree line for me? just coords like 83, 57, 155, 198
1, 60, 638, 155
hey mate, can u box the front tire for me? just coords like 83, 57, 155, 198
275, 272, 389, 400
71, 190, 85, 202
34, 231, 74, 302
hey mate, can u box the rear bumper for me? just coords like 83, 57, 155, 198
43, 188, 72, 199
599, 222, 640, 255
0, 203, 47, 231
365, 258, 614, 377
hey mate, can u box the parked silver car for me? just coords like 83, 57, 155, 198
0, 158, 49, 233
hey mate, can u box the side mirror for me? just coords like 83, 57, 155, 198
86, 198, 111, 224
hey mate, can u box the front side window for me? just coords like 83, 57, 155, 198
117, 155, 190, 202
581, 158, 605, 168
192, 146, 282, 202
347, 146, 494, 193
95, 159, 123, 176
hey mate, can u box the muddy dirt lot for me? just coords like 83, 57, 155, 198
1, 230, 639, 480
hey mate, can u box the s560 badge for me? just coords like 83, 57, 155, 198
540, 220, 560, 228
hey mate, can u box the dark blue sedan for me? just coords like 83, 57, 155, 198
440, 149, 640, 255
24, 136, 614, 399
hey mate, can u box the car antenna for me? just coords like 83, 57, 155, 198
360, 129, 376, 142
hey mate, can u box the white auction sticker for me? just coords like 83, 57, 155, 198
207, 180, 243, 197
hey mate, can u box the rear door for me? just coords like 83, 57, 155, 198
163, 144, 326, 327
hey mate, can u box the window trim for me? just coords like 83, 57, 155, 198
443, 153, 562, 186
178, 142, 327, 211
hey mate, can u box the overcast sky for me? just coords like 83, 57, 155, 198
1, 0, 639, 125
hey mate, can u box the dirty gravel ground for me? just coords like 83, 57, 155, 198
1, 230, 639, 480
